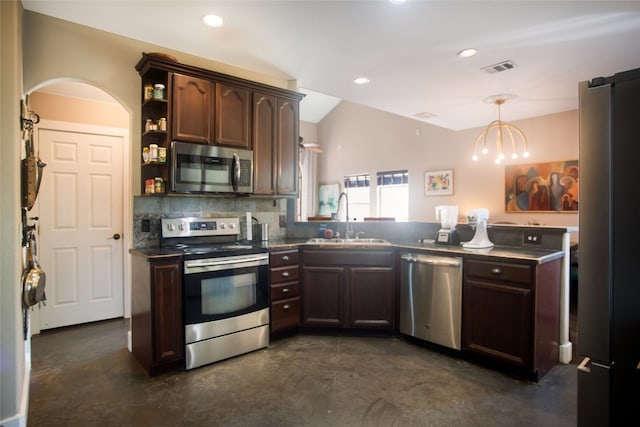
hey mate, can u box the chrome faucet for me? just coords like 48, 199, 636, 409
335, 192, 353, 239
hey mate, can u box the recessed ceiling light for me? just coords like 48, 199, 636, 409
202, 14, 224, 28
457, 48, 478, 58
389, 0, 407, 4
353, 77, 370, 85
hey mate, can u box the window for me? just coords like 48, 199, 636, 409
377, 170, 408, 221
344, 174, 370, 222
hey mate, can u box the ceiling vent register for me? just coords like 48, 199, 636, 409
481, 60, 517, 74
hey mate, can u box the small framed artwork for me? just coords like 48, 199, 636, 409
318, 183, 340, 216
425, 169, 454, 196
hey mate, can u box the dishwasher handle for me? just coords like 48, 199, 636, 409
401, 253, 462, 267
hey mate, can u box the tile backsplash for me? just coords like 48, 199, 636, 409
134, 195, 573, 252
133, 195, 287, 248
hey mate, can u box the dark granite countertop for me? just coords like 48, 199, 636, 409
390, 241, 564, 264
131, 238, 564, 264
266, 238, 564, 264
129, 247, 183, 259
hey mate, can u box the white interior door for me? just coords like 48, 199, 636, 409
36, 124, 124, 330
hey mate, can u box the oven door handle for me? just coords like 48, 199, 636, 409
185, 254, 268, 271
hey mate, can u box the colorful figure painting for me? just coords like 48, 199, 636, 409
505, 160, 579, 212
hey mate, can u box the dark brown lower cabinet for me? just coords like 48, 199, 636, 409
269, 249, 301, 334
301, 249, 395, 329
462, 257, 561, 380
131, 253, 184, 375
349, 267, 395, 328
302, 265, 345, 326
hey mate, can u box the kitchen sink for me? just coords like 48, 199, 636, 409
305, 237, 391, 246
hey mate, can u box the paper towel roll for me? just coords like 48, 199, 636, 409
246, 212, 252, 241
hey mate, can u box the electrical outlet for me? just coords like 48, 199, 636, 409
141, 218, 151, 232
524, 231, 542, 245
279, 214, 286, 228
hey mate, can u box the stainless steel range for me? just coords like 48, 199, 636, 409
161, 217, 269, 370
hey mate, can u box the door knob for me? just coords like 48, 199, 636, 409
111, 233, 121, 240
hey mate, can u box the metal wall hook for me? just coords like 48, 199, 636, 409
20, 98, 40, 132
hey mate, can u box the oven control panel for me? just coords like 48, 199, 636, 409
161, 217, 240, 238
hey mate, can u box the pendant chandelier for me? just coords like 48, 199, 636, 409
472, 97, 529, 164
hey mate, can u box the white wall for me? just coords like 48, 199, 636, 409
1, 2, 28, 426
317, 100, 579, 228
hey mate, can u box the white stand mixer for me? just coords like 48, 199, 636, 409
462, 208, 494, 249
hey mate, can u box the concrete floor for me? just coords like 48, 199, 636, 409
27, 319, 577, 427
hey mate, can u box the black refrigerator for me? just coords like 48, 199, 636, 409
578, 68, 640, 426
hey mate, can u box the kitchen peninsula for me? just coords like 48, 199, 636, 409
274, 223, 571, 381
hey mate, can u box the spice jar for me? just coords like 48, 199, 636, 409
145, 178, 155, 194
144, 85, 154, 101
158, 147, 167, 163
142, 147, 150, 163
154, 177, 164, 194
149, 144, 158, 162
158, 117, 167, 132
145, 118, 153, 132
153, 84, 165, 100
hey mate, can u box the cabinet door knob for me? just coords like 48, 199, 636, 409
282, 255, 289, 261
283, 304, 290, 310
282, 288, 289, 294
491, 267, 502, 275
282, 271, 290, 277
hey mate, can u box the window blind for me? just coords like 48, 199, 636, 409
377, 170, 408, 186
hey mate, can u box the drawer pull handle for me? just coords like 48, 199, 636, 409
282, 271, 290, 277
282, 255, 289, 261
283, 304, 290, 310
491, 268, 502, 275
282, 288, 290, 294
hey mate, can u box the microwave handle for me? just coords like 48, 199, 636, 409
232, 152, 240, 192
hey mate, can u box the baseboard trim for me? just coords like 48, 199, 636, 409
559, 342, 573, 364
1, 361, 30, 427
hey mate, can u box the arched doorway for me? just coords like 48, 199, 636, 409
26, 80, 131, 333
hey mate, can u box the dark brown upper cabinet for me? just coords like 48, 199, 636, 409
136, 53, 304, 197
252, 93, 300, 196
171, 73, 214, 144
215, 83, 250, 149
252, 92, 277, 195
276, 98, 299, 196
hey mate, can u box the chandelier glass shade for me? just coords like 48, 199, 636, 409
472, 99, 529, 163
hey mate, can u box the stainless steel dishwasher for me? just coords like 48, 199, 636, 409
399, 253, 463, 350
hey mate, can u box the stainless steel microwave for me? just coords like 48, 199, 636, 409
170, 141, 253, 194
